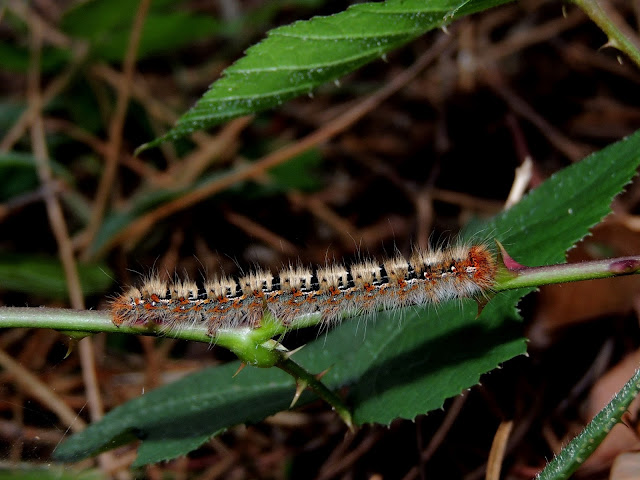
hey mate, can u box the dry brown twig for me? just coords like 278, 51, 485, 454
81, 0, 153, 258
89, 32, 456, 257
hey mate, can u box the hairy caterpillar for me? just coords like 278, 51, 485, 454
110, 243, 498, 336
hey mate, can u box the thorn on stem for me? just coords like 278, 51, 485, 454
343, 415, 355, 433
315, 367, 331, 380
291, 379, 308, 408
64, 339, 77, 359
284, 345, 305, 359
495, 240, 526, 271
233, 362, 247, 378
600, 38, 622, 51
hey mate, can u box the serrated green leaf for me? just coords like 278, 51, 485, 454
537, 365, 640, 479
53, 361, 298, 465
329, 295, 524, 424
138, 0, 514, 152
321, 132, 640, 423
54, 130, 640, 465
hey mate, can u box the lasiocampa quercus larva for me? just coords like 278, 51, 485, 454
110, 242, 497, 336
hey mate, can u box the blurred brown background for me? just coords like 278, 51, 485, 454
1, 0, 640, 478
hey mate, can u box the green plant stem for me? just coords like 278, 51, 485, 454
494, 255, 640, 291
0, 306, 351, 427
536, 367, 640, 480
277, 356, 353, 430
570, 0, 640, 69
2, 255, 640, 343
2, 254, 640, 435
0, 307, 213, 342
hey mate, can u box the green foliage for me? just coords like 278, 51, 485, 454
0, 466, 105, 480
0, 253, 113, 299
90, 188, 188, 257
4, 0, 637, 474
60, 0, 220, 63
0, 44, 71, 74
267, 150, 324, 192
138, 0, 514, 151
53, 361, 295, 466
537, 366, 640, 479
54, 129, 640, 465
0, 153, 113, 299
88, 149, 323, 256
0, 0, 221, 74
0, 152, 71, 201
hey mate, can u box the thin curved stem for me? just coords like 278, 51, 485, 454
570, 0, 640, 69
0, 307, 212, 342
536, 367, 640, 479
494, 255, 640, 290
277, 357, 353, 430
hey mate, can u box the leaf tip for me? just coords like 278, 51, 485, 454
134, 141, 153, 157
135, 132, 173, 155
